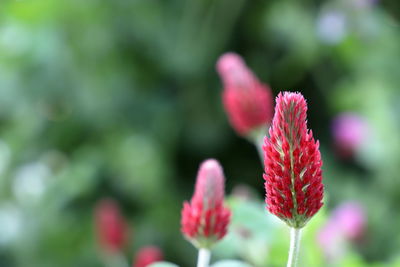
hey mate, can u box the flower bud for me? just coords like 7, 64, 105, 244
133, 246, 163, 267
95, 198, 128, 253
181, 159, 231, 248
216, 52, 273, 137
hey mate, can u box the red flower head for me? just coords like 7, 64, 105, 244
181, 159, 231, 248
216, 52, 273, 137
263, 92, 324, 228
95, 198, 128, 253
133, 246, 163, 267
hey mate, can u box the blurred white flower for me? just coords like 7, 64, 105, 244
317, 10, 347, 44
352, 0, 378, 8
0, 24, 29, 56
13, 162, 51, 204
0, 204, 22, 245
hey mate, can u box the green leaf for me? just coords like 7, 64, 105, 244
213, 197, 283, 264
211, 260, 253, 267
148, 262, 179, 267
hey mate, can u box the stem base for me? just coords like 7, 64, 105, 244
287, 228, 302, 267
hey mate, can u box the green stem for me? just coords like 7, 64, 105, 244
103, 252, 129, 267
255, 137, 265, 164
197, 248, 211, 267
287, 228, 302, 267
248, 126, 267, 165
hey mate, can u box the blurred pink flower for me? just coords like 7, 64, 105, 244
333, 202, 366, 240
317, 221, 343, 260
318, 202, 366, 260
133, 246, 163, 267
95, 198, 128, 253
332, 113, 368, 158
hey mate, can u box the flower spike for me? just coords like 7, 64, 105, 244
181, 159, 231, 249
263, 92, 324, 228
216, 52, 273, 137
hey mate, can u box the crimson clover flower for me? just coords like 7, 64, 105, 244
181, 159, 231, 249
216, 52, 273, 137
263, 92, 324, 228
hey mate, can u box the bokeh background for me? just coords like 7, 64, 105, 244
1, 0, 400, 266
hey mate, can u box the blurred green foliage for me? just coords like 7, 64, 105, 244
1, 0, 400, 266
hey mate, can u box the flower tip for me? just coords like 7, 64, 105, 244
200, 158, 221, 171
196, 159, 225, 198
198, 158, 224, 180
277, 91, 306, 103
216, 52, 244, 75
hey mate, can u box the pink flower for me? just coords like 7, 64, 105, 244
216, 52, 273, 136
181, 159, 231, 248
95, 198, 128, 253
317, 221, 344, 261
134, 246, 163, 267
263, 92, 324, 228
332, 113, 368, 158
332, 202, 366, 240
317, 202, 366, 259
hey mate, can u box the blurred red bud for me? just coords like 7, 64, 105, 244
95, 198, 128, 253
216, 52, 273, 136
133, 246, 163, 267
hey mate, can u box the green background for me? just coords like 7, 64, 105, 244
0, 0, 400, 266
